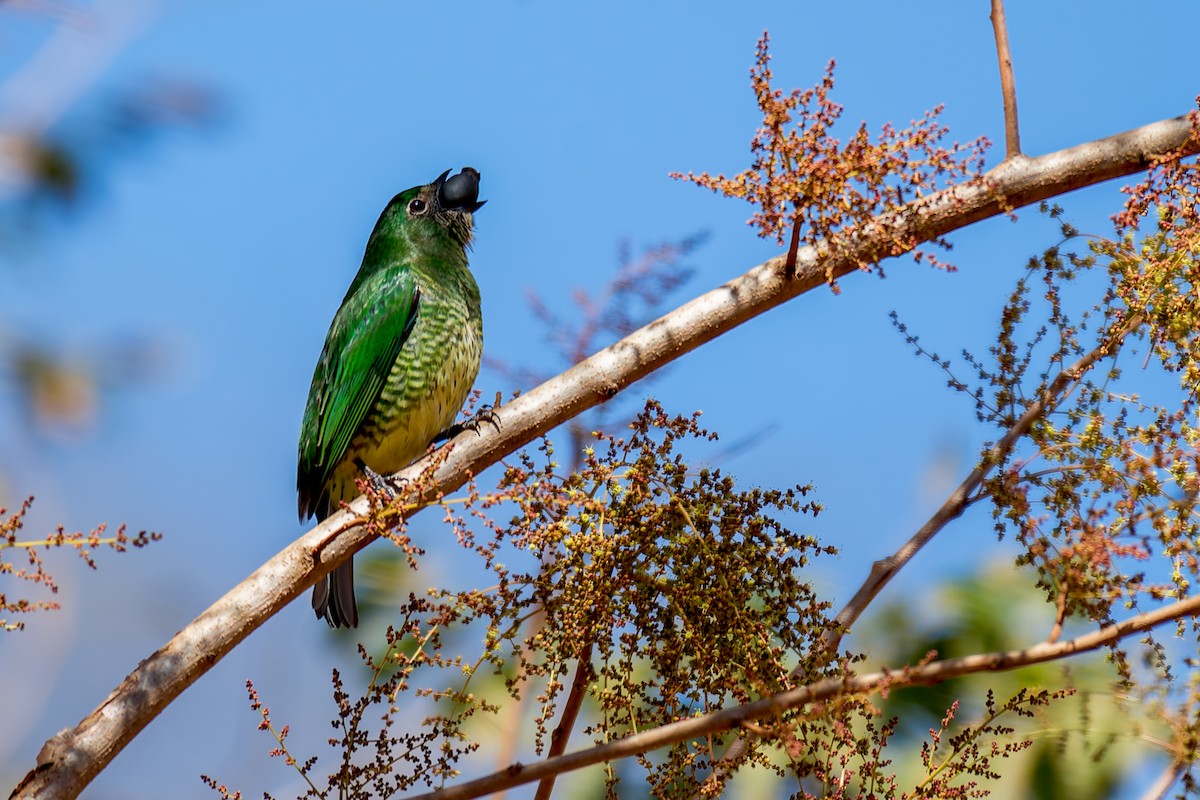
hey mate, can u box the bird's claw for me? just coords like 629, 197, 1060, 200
463, 404, 501, 436
358, 460, 408, 500
432, 404, 501, 445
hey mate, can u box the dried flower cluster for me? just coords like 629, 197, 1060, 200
909, 690, 1070, 800
891, 107, 1200, 787
213, 402, 850, 798
671, 32, 989, 284
498, 407, 831, 777
214, 393, 1110, 799
981, 191, 1200, 627
0, 497, 160, 631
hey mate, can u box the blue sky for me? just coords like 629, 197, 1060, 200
2, 1, 1199, 797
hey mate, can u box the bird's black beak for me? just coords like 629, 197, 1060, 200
434, 167, 486, 213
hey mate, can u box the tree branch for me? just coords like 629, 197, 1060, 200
820, 328, 1128, 658
990, 0, 1022, 159
10, 112, 1198, 799
400, 593, 1200, 800
693, 321, 1135, 795
1140, 759, 1186, 800
534, 642, 594, 800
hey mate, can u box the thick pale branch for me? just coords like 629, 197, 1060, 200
404, 593, 1200, 800
11, 113, 1198, 799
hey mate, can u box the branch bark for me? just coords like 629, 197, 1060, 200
534, 642, 594, 800
1140, 760, 1185, 800
990, 0, 1022, 158
10, 112, 1199, 799
402, 592, 1200, 800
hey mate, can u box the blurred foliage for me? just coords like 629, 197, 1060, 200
0, 5, 214, 627
485, 231, 707, 462
861, 566, 1157, 799
0, 330, 170, 437
3, 76, 218, 233
0, 6, 218, 448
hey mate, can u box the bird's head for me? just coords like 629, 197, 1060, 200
377, 167, 485, 250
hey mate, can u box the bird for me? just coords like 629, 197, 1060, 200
297, 166, 485, 628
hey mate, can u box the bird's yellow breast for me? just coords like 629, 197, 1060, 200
325, 292, 482, 507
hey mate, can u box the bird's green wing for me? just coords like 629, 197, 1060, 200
297, 268, 420, 518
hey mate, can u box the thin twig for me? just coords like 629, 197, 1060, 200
1139, 759, 1186, 800
822, 324, 1132, 658
491, 607, 545, 800
990, 0, 1022, 158
534, 642, 595, 800
785, 212, 802, 278
693, 325, 1132, 795
1047, 586, 1068, 643
399, 592, 1200, 800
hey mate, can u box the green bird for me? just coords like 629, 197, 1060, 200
298, 167, 485, 628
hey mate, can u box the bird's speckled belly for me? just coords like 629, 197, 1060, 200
328, 300, 481, 505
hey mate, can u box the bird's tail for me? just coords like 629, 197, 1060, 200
313, 559, 359, 628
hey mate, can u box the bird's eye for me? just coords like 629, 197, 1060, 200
407, 198, 428, 216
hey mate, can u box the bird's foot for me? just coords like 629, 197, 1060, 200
357, 459, 408, 501
431, 404, 501, 446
